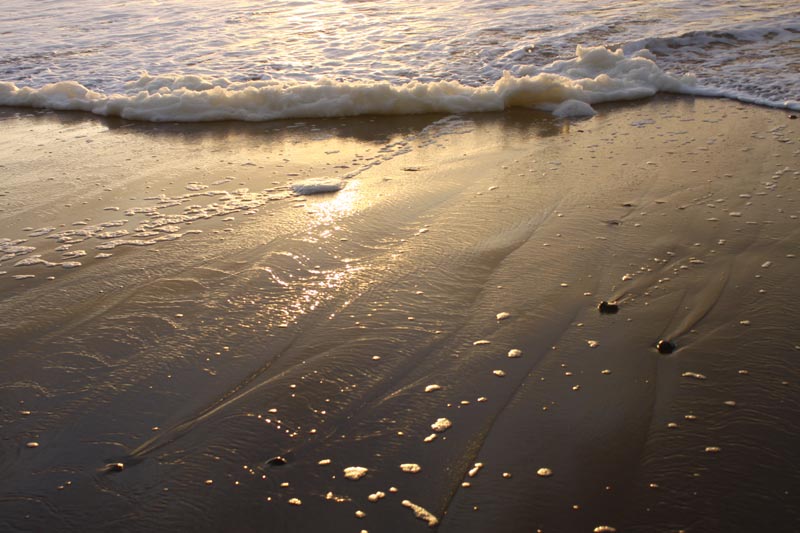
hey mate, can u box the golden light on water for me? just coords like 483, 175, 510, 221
308, 183, 360, 228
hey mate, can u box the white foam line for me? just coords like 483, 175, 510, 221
0, 46, 708, 122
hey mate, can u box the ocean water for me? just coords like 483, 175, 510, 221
0, 0, 798, 121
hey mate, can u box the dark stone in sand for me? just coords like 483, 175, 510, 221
598, 301, 619, 314
266, 456, 288, 466
106, 462, 125, 472
656, 339, 676, 354
790, 114, 797, 119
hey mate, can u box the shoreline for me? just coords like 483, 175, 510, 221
2, 95, 799, 532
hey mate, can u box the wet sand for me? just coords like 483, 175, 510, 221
1, 97, 799, 532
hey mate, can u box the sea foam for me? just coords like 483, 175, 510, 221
0, 47, 697, 122
291, 179, 345, 196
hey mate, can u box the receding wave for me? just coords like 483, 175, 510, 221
0, 46, 699, 123
621, 25, 800, 110
625, 25, 800, 55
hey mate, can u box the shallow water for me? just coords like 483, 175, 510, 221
1, 0, 798, 121
1, 99, 799, 532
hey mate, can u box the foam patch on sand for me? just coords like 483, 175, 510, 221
0, 46, 703, 122
291, 179, 345, 196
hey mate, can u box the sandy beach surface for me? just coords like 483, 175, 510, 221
1, 96, 799, 532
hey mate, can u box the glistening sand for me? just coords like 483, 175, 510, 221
1, 96, 799, 532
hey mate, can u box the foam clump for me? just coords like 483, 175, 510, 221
290, 179, 345, 196
431, 418, 452, 432
400, 463, 422, 474
28, 227, 55, 237
14, 255, 55, 267
343, 466, 368, 480
552, 99, 597, 118
1, 240, 36, 262
468, 463, 484, 477
401, 499, 438, 527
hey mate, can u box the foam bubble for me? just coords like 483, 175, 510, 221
552, 99, 597, 118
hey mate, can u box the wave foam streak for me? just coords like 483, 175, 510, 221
0, 46, 697, 122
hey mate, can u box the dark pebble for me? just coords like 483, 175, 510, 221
656, 339, 676, 354
266, 456, 288, 466
789, 114, 797, 119
598, 301, 619, 314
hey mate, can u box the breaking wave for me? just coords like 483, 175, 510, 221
0, 46, 702, 122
